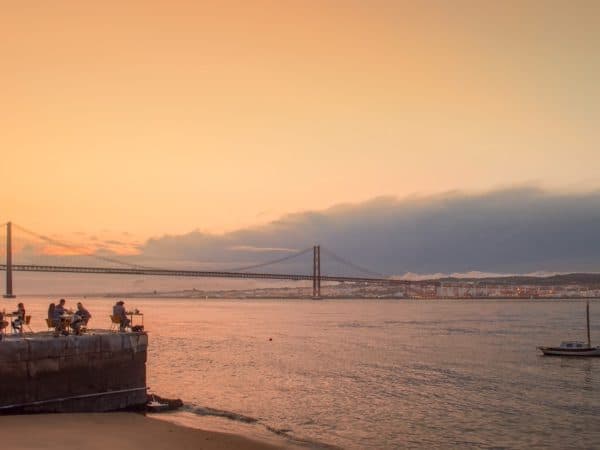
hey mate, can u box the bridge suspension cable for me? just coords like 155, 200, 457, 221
6, 223, 389, 281
320, 246, 386, 278
12, 223, 313, 274
229, 247, 313, 272
11, 223, 150, 269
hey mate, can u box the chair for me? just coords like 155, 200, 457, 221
24, 315, 33, 333
11, 317, 25, 335
109, 315, 121, 332
45, 318, 55, 331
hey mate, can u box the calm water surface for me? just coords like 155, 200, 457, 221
17, 297, 600, 449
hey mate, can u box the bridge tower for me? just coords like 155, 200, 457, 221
3, 221, 16, 298
312, 245, 321, 299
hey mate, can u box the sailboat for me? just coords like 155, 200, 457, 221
538, 301, 600, 356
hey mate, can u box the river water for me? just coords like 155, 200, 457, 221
13, 297, 600, 449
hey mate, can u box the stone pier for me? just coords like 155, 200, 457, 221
0, 332, 147, 413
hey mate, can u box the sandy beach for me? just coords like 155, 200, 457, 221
0, 412, 282, 450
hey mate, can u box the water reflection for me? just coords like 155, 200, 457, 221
15, 297, 600, 449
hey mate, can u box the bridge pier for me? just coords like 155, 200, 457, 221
312, 245, 321, 299
3, 222, 15, 298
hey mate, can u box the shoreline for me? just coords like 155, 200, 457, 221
0, 412, 283, 450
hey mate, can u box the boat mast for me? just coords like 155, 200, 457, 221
586, 301, 591, 347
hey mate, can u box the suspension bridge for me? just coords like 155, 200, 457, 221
0, 222, 415, 299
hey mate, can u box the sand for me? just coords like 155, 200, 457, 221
0, 412, 282, 450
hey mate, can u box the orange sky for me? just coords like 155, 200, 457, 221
1, 1, 598, 242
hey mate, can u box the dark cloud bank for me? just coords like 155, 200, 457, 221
140, 188, 600, 276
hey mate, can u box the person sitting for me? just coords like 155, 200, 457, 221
70, 302, 92, 335
0, 312, 8, 339
112, 300, 130, 332
11, 302, 26, 334
47, 303, 55, 323
53, 299, 68, 336
76, 302, 92, 326
55, 299, 66, 317
70, 313, 84, 335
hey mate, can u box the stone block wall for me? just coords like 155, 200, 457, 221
0, 332, 147, 413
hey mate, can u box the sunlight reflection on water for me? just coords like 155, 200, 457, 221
17, 297, 600, 449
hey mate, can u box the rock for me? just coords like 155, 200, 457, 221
146, 394, 183, 412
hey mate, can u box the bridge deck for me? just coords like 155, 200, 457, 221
0, 264, 409, 284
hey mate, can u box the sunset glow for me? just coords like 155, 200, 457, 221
2, 5, 600, 449
1, 1, 599, 242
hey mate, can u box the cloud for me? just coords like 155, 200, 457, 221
228, 245, 299, 253
136, 187, 600, 275
11, 187, 599, 276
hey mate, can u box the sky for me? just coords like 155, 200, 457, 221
1, 1, 599, 275
124, 187, 600, 276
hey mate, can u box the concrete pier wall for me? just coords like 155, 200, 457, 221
0, 332, 147, 413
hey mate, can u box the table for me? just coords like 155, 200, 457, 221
3, 313, 23, 333
57, 314, 74, 333
126, 312, 144, 328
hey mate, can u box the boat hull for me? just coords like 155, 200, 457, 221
538, 346, 600, 357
